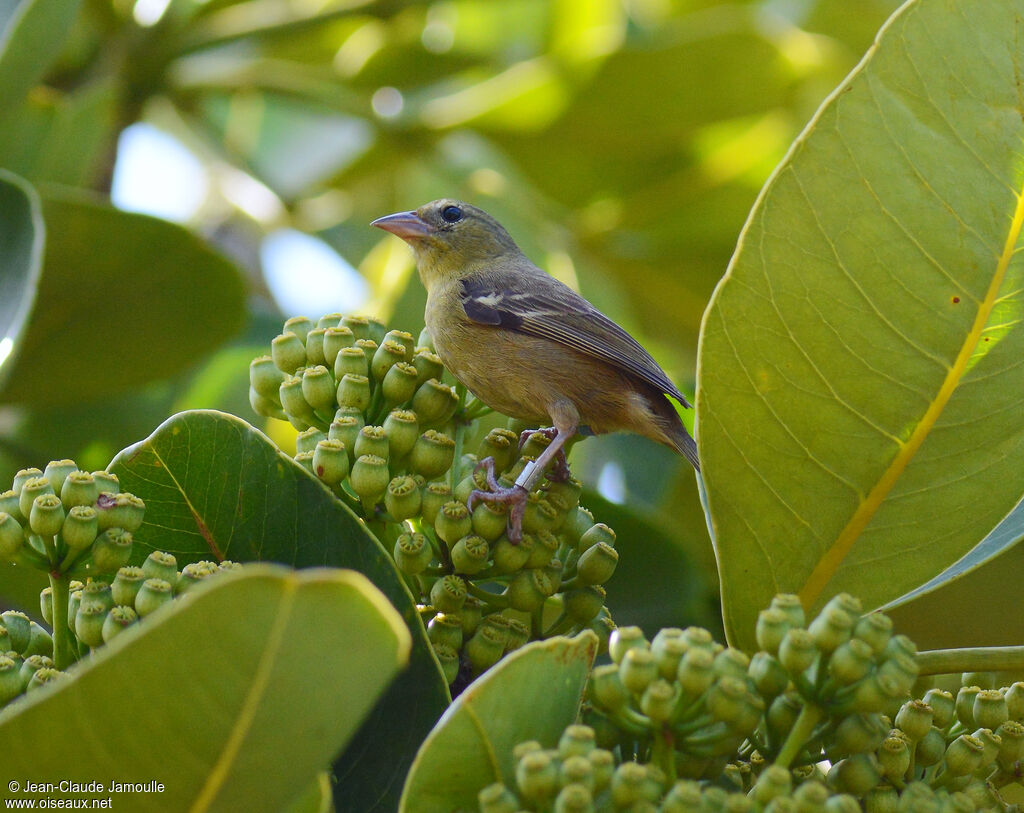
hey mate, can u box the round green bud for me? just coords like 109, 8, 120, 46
39, 587, 53, 627
435, 501, 472, 545
996, 720, 1024, 768
565, 585, 606, 625
412, 348, 443, 387
453, 468, 487, 506
19, 477, 55, 521
353, 425, 389, 462
74, 601, 107, 647
959, 780, 998, 811
317, 312, 342, 329
394, 532, 432, 575
334, 373, 369, 412
831, 712, 887, 757
12, 468, 43, 496
578, 522, 615, 554
972, 726, 1001, 770
412, 379, 459, 426
883, 634, 916, 661
516, 749, 558, 804
504, 617, 530, 653
864, 786, 899, 813
0, 656, 23, 704
756, 607, 791, 655
328, 416, 361, 460
914, 727, 947, 768
713, 647, 750, 681
383, 409, 420, 458
557, 777, 595, 810
371, 339, 408, 383
1003, 682, 1024, 721
853, 612, 893, 655
430, 575, 466, 614
520, 496, 557, 536
382, 361, 418, 405
336, 314, 367, 340
769, 593, 806, 628
955, 686, 980, 729
101, 605, 138, 642
283, 315, 313, 342
587, 748, 615, 791
271, 332, 307, 374
677, 647, 716, 697
662, 780, 703, 813
0, 490, 22, 522
607, 625, 646, 665
250, 388, 286, 419
356, 338, 380, 363
0, 512, 24, 558
749, 651, 789, 698
312, 439, 350, 485
519, 430, 551, 460
427, 612, 463, 651
793, 779, 829, 813
506, 569, 550, 612
895, 699, 934, 742
491, 533, 532, 574
752, 765, 792, 806
334, 346, 369, 381
610, 763, 656, 808
420, 482, 452, 525
135, 578, 173, 617
477, 783, 518, 813
877, 652, 918, 696
809, 606, 854, 653
91, 527, 133, 574
430, 642, 460, 685
304, 327, 327, 366
141, 551, 178, 583
297, 366, 333, 411
410, 431, 456, 480
705, 674, 750, 724
58, 471, 99, 510
923, 688, 956, 728
829, 638, 875, 685
516, 531, 551, 571
1, 611, 31, 653
26, 666, 66, 692
67, 590, 81, 632
779, 628, 818, 674
350, 455, 390, 503
279, 376, 314, 427
558, 724, 597, 759
973, 689, 1009, 730
19, 654, 53, 684
649, 628, 685, 679
471, 501, 509, 542
382, 475, 420, 521
767, 693, 802, 743
22, 622, 51, 659
458, 597, 483, 638
466, 623, 506, 674
81, 580, 114, 614
322, 326, 355, 367
250, 355, 284, 399
450, 534, 490, 575
42, 460, 77, 497
943, 734, 984, 777
95, 491, 145, 533
91, 471, 120, 496
619, 646, 658, 694
640, 678, 677, 722
177, 561, 220, 593
827, 753, 882, 797
476, 428, 517, 476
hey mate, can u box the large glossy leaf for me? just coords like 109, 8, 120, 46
0, 170, 43, 395
0, 191, 246, 405
698, 0, 1024, 649
399, 632, 599, 813
0, 565, 411, 810
0, 0, 81, 112
108, 409, 450, 811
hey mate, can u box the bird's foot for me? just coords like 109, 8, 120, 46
468, 470, 528, 543
517, 427, 571, 482
473, 457, 503, 492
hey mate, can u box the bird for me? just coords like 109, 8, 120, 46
371, 199, 698, 541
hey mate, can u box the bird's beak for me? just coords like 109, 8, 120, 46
371, 211, 433, 241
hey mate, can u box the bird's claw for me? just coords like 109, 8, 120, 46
467, 481, 529, 543
473, 456, 503, 493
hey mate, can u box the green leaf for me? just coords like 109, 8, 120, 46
0, 0, 81, 111
108, 409, 450, 812
698, 0, 1024, 648
0, 191, 246, 405
0, 169, 43, 395
0, 565, 411, 808
399, 631, 599, 813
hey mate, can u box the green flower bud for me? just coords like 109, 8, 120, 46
560, 753, 596, 790
304, 327, 327, 366
864, 787, 899, 813
177, 561, 220, 593
827, 753, 882, 797
779, 628, 817, 674
0, 512, 24, 558
312, 439, 350, 486
521, 496, 558, 535
557, 774, 598, 806
1004, 682, 1024, 721
619, 646, 658, 693
585, 748, 614, 792
42, 460, 77, 497
356, 337, 380, 362
20, 622, 48, 660
466, 623, 505, 674
853, 612, 893, 655
141, 550, 178, 583
830, 638, 875, 685
412, 348, 443, 387
955, 686, 980, 729
973, 689, 1008, 730
67, 589, 82, 632
541, 559, 563, 592
453, 467, 486, 506
90, 526, 132, 573
430, 575, 466, 614
135, 578, 173, 616
0, 490, 22, 522
350, 455, 390, 504
381, 475, 419, 521
470, 500, 509, 542
769, 593, 806, 628
369, 339, 406, 384
458, 597, 483, 638
420, 482, 452, 525
756, 607, 791, 656
410, 431, 456, 480
915, 727, 947, 768
959, 780, 998, 811
80, 580, 113, 614
677, 646, 716, 697
610, 763, 657, 807
297, 366, 333, 411
641, 678, 677, 722
333, 314, 364, 340
650, 629, 684, 679
250, 355, 284, 400
477, 783, 518, 813
475, 428, 516, 476
793, 779, 829, 813
435, 501, 472, 545
91, 471, 119, 496
353, 425, 389, 461
506, 569, 550, 612
491, 533, 532, 574
713, 648, 750, 681
557, 724, 596, 759
943, 734, 984, 777
767, 692, 802, 744
578, 522, 615, 554
451, 534, 489, 575
317, 313, 341, 329
328, 416, 361, 460
430, 642, 460, 685
334, 346, 369, 381
74, 601, 107, 647
1, 611, 31, 653
19, 477, 55, 520
334, 372, 369, 412
271, 332, 307, 374
516, 749, 559, 804
382, 361, 419, 406
95, 491, 145, 533
830, 713, 887, 758
972, 726, 1001, 770
608, 625, 646, 664
504, 617, 530, 653
705, 675, 749, 723
883, 634, 916, 661
19, 653, 53, 683
250, 388, 285, 419
412, 379, 459, 426
0, 655, 23, 704
749, 651, 789, 698
283, 315, 313, 342
945, 790, 979, 813
27, 666, 66, 692
40, 587, 53, 626
996, 720, 1024, 768
809, 606, 854, 653
394, 532, 432, 575
522, 530, 557, 570
427, 612, 463, 651
279, 376, 314, 427
57, 471, 99, 510
877, 652, 917, 697
752, 765, 792, 806
923, 689, 956, 728
382, 409, 419, 459
322, 326, 355, 367
565, 585, 606, 625
101, 605, 138, 642
12, 468, 43, 495
895, 700, 934, 742
663, 780, 703, 813
110, 568, 145, 609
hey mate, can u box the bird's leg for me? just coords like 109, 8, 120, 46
469, 402, 578, 543
518, 426, 571, 482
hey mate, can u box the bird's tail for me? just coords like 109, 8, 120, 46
671, 426, 700, 472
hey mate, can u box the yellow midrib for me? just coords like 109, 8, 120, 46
798, 186, 1024, 609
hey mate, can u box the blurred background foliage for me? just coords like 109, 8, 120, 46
0, 0, 903, 633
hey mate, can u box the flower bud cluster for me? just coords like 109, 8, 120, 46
0, 460, 144, 578
251, 315, 619, 686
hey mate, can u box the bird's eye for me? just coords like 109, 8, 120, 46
441, 205, 463, 224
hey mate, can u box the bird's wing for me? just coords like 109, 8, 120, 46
459, 272, 691, 407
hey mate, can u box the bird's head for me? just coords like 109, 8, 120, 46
372, 199, 520, 288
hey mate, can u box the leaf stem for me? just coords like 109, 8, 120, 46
774, 703, 823, 769
915, 646, 1024, 675
48, 573, 75, 670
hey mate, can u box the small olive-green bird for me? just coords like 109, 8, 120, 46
372, 199, 698, 539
